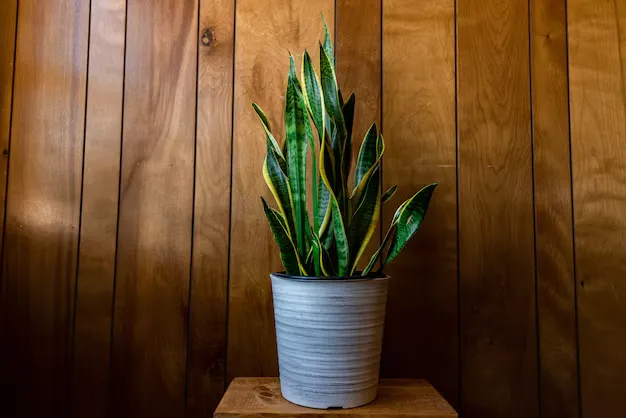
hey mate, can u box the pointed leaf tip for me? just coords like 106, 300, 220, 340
384, 183, 438, 264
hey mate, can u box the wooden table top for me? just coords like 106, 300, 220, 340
214, 378, 457, 418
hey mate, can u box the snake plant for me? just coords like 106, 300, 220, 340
257, 18, 437, 277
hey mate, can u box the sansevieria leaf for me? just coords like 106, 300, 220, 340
352, 131, 385, 205
361, 224, 394, 276
320, 121, 350, 275
301, 50, 325, 140
330, 198, 350, 275
342, 93, 355, 182
317, 132, 335, 236
382, 185, 398, 203
320, 44, 346, 141
261, 197, 306, 276
384, 183, 438, 264
262, 139, 296, 237
285, 56, 310, 258
252, 103, 283, 159
349, 165, 381, 274
322, 14, 334, 68
361, 183, 432, 276
354, 123, 377, 188
259, 18, 438, 277
317, 176, 331, 234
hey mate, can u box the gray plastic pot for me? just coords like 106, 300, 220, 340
270, 272, 389, 409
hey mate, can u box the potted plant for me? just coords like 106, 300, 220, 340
255, 18, 437, 409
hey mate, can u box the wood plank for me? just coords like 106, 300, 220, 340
186, 1, 234, 416
381, 0, 458, 409
108, 0, 198, 416
0, 0, 90, 416
568, 1, 626, 416
71, 1, 126, 417
336, 0, 382, 270
457, 0, 538, 416
530, 0, 579, 416
215, 378, 457, 418
0, 0, 17, 261
336, 0, 381, 141
227, 0, 334, 381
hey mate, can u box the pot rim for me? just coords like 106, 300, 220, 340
270, 272, 389, 282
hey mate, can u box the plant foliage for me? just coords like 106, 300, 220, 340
257, 17, 437, 277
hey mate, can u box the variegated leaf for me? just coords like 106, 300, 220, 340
349, 165, 381, 274
285, 56, 310, 258
261, 197, 306, 275
384, 183, 438, 264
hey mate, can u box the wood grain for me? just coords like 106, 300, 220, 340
457, 0, 538, 416
227, 0, 334, 381
336, 0, 382, 270
186, 1, 234, 416
0, 0, 90, 416
568, 0, 626, 416
0, 0, 17, 261
337, 0, 381, 141
381, 0, 458, 409
215, 378, 457, 417
530, 0, 579, 416
71, 1, 126, 417
109, 0, 197, 417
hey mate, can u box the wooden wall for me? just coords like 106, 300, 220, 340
0, 0, 624, 417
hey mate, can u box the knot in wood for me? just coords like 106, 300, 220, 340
201, 28, 214, 47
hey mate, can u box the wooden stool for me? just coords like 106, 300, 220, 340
214, 378, 457, 417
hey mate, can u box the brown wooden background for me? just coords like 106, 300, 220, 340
0, 0, 624, 417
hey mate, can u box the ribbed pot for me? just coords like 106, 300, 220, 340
270, 273, 389, 409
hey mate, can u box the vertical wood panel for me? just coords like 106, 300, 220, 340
0, 0, 17, 259
336, 0, 382, 270
227, 0, 334, 381
186, 0, 234, 416
568, 1, 626, 416
457, 0, 538, 416
530, 0, 579, 416
71, 1, 126, 417
336, 0, 381, 156
382, 0, 458, 408
0, 0, 90, 416
109, 0, 198, 416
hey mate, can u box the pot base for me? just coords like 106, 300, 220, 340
280, 382, 378, 409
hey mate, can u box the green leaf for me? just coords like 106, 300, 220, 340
384, 183, 438, 264
262, 139, 296, 237
319, 43, 346, 141
314, 230, 335, 276
319, 127, 349, 276
317, 176, 331, 234
318, 132, 336, 236
285, 55, 310, 258
252, 103, 283, 156
261, 197, 306, 275
321, 14, 334, 68
304, 98, 319, 236
342, 93, 355, 182
301, 50, 325, 140
349, 166, 381, 274
343, 92, 355, 142
354, 124, 378, 188
361, 224, 395, 276
330, 198, 350, 275
320, 43, 349, 218
352, 131, 384, 207
382, 185, 398, 203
